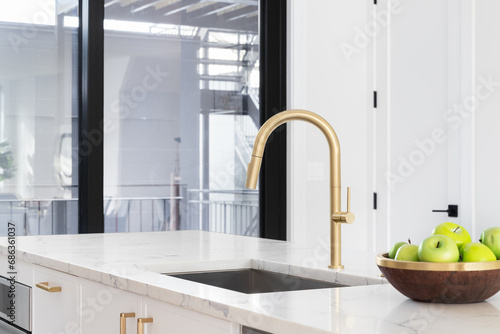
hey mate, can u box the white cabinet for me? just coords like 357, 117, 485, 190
0, 254, 33, 286
142, 296, 239, 334
80, 279, 142, 334
79, 279, 239, 334
10, 261, 239, 334
33, 265, 79, 334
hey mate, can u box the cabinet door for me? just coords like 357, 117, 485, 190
141, 297, 239, 334
0, 256, 33, 287
80, 279, 142, 334
33, 266, 79, 334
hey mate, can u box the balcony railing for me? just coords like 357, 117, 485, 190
187, 189, 258, 236
0, 188, 259, 237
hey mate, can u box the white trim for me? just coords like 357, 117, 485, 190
369, 0, 377, 252
286, 0, 308, 243
374, 0, 392, 251
460, 0, 476, 239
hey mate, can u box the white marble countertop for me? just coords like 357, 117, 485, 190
1, 231, 500, 333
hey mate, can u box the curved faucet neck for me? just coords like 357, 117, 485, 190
245, 109, 352, 270
246, 109, 341, 189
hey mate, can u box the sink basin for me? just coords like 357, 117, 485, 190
166, 268, 348, 294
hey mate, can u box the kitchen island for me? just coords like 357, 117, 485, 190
1, 231, 499, 333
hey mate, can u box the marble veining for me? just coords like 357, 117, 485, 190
1, 231, 500, 333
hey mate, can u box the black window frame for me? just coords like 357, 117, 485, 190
259, 0, 287, 240
78, 0, 104, 233
78, 0, 287, 239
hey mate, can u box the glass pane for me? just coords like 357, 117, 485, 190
0, 1, 79, 236
104, 0, 259, 236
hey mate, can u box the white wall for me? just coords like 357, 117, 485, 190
287, 0, 373, 252
475, 0, 500, 238
374, 0, 464, 251
287, 0, 500, 257
372, 0, 500, 250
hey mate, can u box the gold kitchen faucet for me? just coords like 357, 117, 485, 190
245, 109, 354, 269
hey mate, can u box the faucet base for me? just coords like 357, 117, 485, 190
328, 265, 344, 270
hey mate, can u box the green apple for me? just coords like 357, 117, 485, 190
458, 243, 468, 260
461, 242, 496, 262
480, 227, 500, 260
395, 244, 419, 261
432, 222, 471, 249
388, 241, 408, 259
418, 235, 460, 263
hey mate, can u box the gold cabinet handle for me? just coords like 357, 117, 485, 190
137, 318, 153, 334
36, 282, 61, 293
120, 313, 135, 334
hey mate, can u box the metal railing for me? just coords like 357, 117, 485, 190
187, 189, 259, 237
103, 194, 186, 233
0, 194, 185, 235
0, 197, 78, 236
0, 188, 259, 237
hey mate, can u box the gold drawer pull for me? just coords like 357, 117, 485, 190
120, 313, 135, 334
36, 282, 61, 293
137, 317, 153, 334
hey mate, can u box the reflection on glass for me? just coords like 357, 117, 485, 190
104, 0, 260, 236
0, 0, 79, 236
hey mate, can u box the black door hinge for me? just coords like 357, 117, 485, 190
373, 91, 377, 108
374, 0, 377, 4
373, 192, 377, 210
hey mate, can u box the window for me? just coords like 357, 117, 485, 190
103, 1, 260, 236
0, 0, 286, 239
0, 0, 79, 235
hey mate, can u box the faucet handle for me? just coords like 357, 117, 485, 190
332, 187, 355, 224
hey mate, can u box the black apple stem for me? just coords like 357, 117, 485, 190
437, 241, 440, 248
453, 227, 459, 233
408, 238, 411, 244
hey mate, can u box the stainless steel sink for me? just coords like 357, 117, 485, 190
165, 269, 347, 294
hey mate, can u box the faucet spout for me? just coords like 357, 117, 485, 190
245, 109, 354, 269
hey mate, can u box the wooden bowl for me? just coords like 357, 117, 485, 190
376, 253, 500, 303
